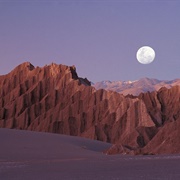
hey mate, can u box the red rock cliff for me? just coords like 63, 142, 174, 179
0, 62, 180, 155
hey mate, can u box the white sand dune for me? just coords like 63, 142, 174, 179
1, 128, 180, 180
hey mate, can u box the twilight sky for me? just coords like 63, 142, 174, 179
0, 0, 180, 82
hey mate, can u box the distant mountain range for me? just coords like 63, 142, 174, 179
93, 78, 180, 96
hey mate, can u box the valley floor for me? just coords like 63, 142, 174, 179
0, 128, 180, 180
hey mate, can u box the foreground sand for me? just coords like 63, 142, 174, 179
0, 128, 180, 180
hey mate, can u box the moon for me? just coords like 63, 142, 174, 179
136, 46, 155, 64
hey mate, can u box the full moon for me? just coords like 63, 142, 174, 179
136, 46, 155, 64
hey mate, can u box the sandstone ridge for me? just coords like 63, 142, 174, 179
0, 62, 180, 155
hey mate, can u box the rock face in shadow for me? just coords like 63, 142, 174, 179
0, 62, 180, 155
106, 86, 180, 155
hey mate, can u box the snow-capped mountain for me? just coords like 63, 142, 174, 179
93, 78, 180, 96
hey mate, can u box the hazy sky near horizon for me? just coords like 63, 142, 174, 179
0, 0, 180, 82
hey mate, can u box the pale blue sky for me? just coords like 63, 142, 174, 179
0, 0, 180, 82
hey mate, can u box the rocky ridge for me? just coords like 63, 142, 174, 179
0, 62, 180, 155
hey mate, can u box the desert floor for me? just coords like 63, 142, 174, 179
0, 128, 180, 180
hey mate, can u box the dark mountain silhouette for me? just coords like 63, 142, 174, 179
0, 62, 180, 155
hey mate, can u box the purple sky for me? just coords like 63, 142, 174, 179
0, 0, 180, 82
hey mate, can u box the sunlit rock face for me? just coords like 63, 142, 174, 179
0, 62, 180, 155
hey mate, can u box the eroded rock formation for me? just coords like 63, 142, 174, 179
0, 62, 180, 155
